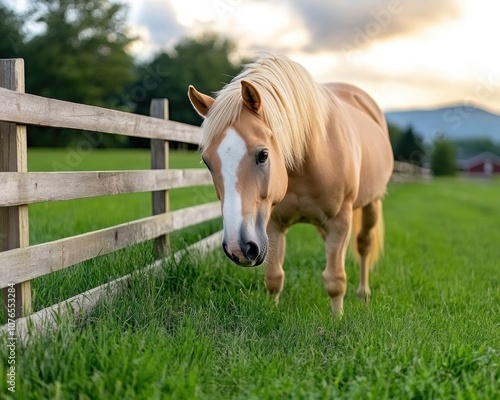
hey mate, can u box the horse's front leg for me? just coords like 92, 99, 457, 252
323, 203, 353, 316
264, 221, 287, 303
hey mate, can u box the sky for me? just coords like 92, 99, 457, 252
6, 0, 500, 113
126, 0, 500, 113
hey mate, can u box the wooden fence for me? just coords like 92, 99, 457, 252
0, 59, 222, 338
392, 160, 430, 182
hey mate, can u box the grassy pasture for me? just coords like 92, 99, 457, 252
1, 149, 499, 399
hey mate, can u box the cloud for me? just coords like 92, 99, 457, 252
125, 0, 500, 114
288, 0, 462, 52
128, 0, 462, 62
131, 0, 186, 56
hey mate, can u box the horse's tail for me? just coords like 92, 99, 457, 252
350, 200, 384, 269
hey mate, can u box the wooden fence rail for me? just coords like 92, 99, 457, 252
0, 58, 222, 328
0, 169, 212, 206
0, 87, 201, 144
0, 202, 221, 288
392, 160, 430, 182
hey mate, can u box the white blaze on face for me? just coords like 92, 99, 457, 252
217, 129, 247, 249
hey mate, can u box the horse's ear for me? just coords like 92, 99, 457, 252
241, 80, 261, 114
188, 85, 215, 117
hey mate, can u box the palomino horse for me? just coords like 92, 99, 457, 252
188, 55, 393, 315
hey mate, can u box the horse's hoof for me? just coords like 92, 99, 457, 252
356, 286, 371, 303
269, 292, 281, 306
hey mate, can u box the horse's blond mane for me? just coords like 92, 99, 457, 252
201, 54, 332, 169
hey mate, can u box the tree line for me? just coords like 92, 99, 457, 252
389, 123, 500, 176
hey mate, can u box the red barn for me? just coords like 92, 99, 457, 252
457, 151, 500, 177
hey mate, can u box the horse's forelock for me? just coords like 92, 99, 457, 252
201, 55, 332, 169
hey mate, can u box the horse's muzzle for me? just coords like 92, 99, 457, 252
222, 240, 267, 267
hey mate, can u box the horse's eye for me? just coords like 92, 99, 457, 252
256, 149, 269, 165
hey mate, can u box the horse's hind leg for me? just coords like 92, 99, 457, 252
265, 222, 287, 303
356, 200, 380, 302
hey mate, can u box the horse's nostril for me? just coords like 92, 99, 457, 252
223, 242, 240, 263
245, 241, 260, 261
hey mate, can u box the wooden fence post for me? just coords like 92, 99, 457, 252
150, 99, 169, 256
1, 59, 32, 320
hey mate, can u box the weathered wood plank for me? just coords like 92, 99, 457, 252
0, 87, 202, 144
0, 58, 31, 319
151, 99, 170, 255
0, 230, 223, 343
0, 201, 221, 288
0, 169, 212, 206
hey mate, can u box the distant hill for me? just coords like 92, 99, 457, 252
385, 105, 500, 143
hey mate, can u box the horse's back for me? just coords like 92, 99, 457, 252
325, 83, 386, 128
324, 83, 393, 207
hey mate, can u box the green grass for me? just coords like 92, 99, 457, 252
1, 150, 499, 399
